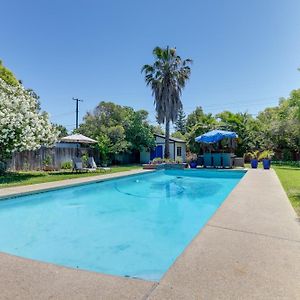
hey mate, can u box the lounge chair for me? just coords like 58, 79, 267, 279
88, 157, 111, 172
72, 157, 96, 172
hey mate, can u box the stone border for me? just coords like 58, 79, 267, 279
0, 168, 154, 199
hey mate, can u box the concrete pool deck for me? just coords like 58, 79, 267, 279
0, 168, 154, 199
0, 168, 299, 299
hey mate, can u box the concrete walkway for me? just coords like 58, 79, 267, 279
148, 169, 300, 299
0, 168, 153, 199
0, 169, 299, 299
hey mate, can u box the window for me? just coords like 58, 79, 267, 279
177, 146, 182, 157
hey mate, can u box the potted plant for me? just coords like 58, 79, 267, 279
258, 150, 274, 170
247, 150, 259, 169
187, 153, 198, 168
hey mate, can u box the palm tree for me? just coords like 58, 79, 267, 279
142, 46, 192, 158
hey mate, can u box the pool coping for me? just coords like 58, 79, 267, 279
0, 168, 299, 299
0, 168, 155, 199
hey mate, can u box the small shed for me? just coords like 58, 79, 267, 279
140, 134, 186, 163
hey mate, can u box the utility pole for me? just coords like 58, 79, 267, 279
72, 98, 83, 129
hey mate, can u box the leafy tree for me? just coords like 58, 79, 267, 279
0, 60, 19, 86
106, 125, 128, 154
186, 106, 206, 130
186, 107, 217, 153
77, 101, 155, 160
26, 88, 41, 111
96, 134, 110, 164
171, 131, 186, 141
174, 107, 187, 134
125, 110, 155, 151
216, 111, 255, 156
151, 125, 164, 135
256, 90, 300, 158
0, 77, 58, 172
142, 46, 192, 158
54, 124, 68, 138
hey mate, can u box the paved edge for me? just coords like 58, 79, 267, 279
146, 169, 300, 299
0, 168, 154, 199
0, 252, 156, 300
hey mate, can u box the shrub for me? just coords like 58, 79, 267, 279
61, 161, 72, 169
42, 155, 52, 167
176, 157, 183, 163
81, 153, 89, 167
152, 157, 163, 164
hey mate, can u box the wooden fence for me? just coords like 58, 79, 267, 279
8, 146, 100, 171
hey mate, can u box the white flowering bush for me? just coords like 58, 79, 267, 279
0, 78, 58, 170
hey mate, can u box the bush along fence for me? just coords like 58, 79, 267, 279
7, 146, 99, 171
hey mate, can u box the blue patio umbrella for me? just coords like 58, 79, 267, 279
195, 130, 238, 144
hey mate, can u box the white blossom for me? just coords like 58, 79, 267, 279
0, 78, 58, 161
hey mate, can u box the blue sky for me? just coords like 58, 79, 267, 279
2, 0, 300, 131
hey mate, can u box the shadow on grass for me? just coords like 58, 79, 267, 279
0, 172, 45, 184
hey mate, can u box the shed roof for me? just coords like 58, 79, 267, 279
154, 133, 186, 143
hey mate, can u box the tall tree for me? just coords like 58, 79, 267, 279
186, 107, 217, 153
77, 101, 155, 161
174, 107, 187, 134
0, 77, 58, 172
151, 124, 164, 135
0, 60, 19, 86
142, 46, 192, 158
53, 124, 68, 138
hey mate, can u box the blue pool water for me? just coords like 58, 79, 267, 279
0, 169, 245, 281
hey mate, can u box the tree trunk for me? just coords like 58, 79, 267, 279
165, 119, 170, 159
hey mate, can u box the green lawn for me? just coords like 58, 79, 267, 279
273, 165, 300, 216
0, 165, 142, 188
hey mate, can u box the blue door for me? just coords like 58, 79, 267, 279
156, 145, 163, 158
150, 145, 163, 160
150, 149, 156, 160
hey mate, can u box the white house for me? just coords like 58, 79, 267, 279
140, 134, 186, 163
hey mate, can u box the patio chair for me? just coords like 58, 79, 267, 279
221, 153, 233, 168
88, 157, 111, 172
213, 153, 222, 168
88, 157, 97, 169
72, 157, 85, 172
72, 157, 96, 172
203, 153, 213, 168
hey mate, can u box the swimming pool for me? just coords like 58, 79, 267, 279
0, 169, 245, 281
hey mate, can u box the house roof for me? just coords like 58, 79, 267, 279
154, 133, 186, 143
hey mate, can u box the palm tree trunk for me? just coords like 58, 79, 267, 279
165, 119, 170, 159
